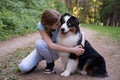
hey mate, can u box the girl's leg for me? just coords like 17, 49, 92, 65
35, 39, 59, 73
18, 49, 44, 73
35, 39, 59, 63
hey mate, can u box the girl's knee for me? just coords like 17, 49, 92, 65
35, 39, 47, 51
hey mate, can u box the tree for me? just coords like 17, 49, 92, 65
65, 0, 102, 24
100, 0, 120, 27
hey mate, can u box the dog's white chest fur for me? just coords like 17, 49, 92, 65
57, 33, 80, 47
57, 32, 80, 76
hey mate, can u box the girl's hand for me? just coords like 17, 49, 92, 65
72, 45, 84, 56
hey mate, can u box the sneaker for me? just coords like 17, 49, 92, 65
44, 68, 55, 74
44, 62, 56, 74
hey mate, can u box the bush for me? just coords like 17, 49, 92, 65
0, 0, 68, 41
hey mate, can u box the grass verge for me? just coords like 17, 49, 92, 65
81, 24, 120, 42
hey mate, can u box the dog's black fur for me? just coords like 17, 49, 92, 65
69, 40, 108, 77
61, 13, 108, 77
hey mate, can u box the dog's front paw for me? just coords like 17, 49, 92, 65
61, 70, 71, 76
80, 70, 87, 75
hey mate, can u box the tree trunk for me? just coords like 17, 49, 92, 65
83, 0, 88, 23
106, 17, 110, 26
116, 10, 120, 27
112, 9, 118, 26
65, 0, 73, 11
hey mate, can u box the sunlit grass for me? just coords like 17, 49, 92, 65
81, 24, 120, 41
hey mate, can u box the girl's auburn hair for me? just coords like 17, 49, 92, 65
41, 9, 60, 26
41, 9, 60, 38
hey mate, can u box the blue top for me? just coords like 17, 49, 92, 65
37, 22, 58, 43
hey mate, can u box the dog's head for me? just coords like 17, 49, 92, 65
60, 13, 80, 35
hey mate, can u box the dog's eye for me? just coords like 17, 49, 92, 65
68, 23, 71, 26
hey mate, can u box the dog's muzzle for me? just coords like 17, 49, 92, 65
60, 28, 69, 34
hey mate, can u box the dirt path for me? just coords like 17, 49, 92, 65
0, 32, 41, 58
0, 28, 120, 80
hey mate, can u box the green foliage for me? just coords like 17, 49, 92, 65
100, 0, 120, 26
51, 0, 69, 14
100, 0, 120, 15
0, 0, 68, 41
65, 0, 102, 24
86, 0, 102, 24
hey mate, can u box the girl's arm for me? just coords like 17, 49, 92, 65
38, 30, 84, 56
81, 31, 86, 47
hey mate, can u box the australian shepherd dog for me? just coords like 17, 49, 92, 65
57, 13, 108, 77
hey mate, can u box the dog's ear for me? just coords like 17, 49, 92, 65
71, 16, 80, 26
60, 13, 71, 24
62, 13, 70, 17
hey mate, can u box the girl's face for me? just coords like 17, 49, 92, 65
46, 17, 61, 31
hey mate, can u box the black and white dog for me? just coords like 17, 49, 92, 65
57, 13, 108, 77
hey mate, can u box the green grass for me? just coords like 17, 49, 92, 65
81, 24, 120, 41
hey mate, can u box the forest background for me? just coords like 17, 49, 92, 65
0, 0, 120, 41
